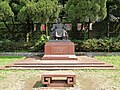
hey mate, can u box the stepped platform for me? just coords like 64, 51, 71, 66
0, 66, 5, 70
4, 56, 115, 70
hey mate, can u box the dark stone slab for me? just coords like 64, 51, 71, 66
48, 40, 71, 42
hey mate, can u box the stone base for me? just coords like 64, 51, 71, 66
41, 40, 77, 60
42, 55, 77, 60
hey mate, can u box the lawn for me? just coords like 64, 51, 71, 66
95, 55, 120, 68
0, 56, 24, 66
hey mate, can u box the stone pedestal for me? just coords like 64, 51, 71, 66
42, 40, 77, 60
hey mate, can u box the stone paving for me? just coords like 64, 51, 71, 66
3, 56, 115, 70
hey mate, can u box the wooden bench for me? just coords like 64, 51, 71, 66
41, 72, 76, 87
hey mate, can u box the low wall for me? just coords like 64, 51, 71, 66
0, 52, 120, 57
0, 52, 44, 57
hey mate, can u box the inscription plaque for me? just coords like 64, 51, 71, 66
53, 46, 65, 53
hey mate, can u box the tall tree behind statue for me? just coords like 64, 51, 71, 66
66, 0, 107, 39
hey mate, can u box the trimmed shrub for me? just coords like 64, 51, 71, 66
73, 37, 120, 52
0, 39, 32, 52
0, 37, 120, 52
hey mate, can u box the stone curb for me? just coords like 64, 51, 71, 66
0, 52, 120, 57
0, 52, 44, 57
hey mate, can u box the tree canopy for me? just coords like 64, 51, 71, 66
17, 0, 60, 23
107, 0, 120, 22
35, 0, 60, 23
66, 0, 107, 22
0, 1, 14, 31
17, 1, 37, 22
0, 1, 14, 21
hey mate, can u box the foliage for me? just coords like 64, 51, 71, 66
10, 0, 22, 16
17, 2, 37, 22
66, 0, 107, 22
16, 0, 60, 42
0, 1, 14, 31
1, 37, 120, 52
35, 0, 60, 23
30, 34, 49, 52
71, 40, 83, 52
82, 38, 109, 51
0, 34, 49, 52
0, 1, 14, 21
107, 0, 120, 17
73, 37, 120, 52
0, 0, 60, 42
0, 39, 33, 52
17, 0, 60, 23
65, 0, 107, 39
0, 0, 2, 3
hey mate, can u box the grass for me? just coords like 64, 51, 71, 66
94, 55, 120, 68
0, 56, 24, 66
0, 70, 8, 80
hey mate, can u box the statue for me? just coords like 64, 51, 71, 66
42, 18, 77, 61
51, 18, 68, 40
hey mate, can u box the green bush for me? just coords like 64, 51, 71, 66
82, 38, 109, 51
29, 34, 49, 52
0, 39, 31, 52
71, 40, 83, 52
0, 37, 120, 52
0, 34, 49, 52
73, 37, 120, 52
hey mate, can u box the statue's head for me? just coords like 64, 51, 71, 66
57, 18, 61, 23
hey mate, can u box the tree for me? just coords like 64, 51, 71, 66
66, 0, 107, 22
17, 0, 60, 42
66, 0, 107, 39
107, 0, 120, 17
36, 0, 57, 22
0, 0, 61, 42
106, 0, 120, 37
35, 0, 61, 36
17, 1, 37, 42
9, 0, 22, 17
18, 2, 37, 22
0, 0, 2, 3
0, 1, 14, 31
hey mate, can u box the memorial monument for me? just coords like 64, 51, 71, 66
42, 18, 77, 60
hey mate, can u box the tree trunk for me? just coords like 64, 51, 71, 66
11, 17, 16, 40
106, 3, 110, 38
70, 20, 79, 39
12, 17, 15, 31
26, 22, 31, 42
2, 20, 11, 31
31, 22, 34, 37
87, 23, 89, 39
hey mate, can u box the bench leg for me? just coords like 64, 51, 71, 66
67, 77, 75, 86
42, 77, 52, 85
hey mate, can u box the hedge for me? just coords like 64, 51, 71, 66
73, 37, 120, 52
0, 37, 120, 52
